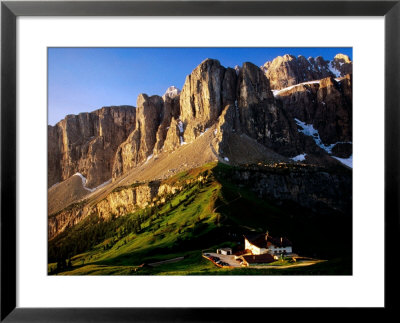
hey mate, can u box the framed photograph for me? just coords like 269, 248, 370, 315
1, 0, 398, 321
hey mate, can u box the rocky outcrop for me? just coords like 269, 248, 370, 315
112, 88, 183, 178
48, 175, 206, 239
331, 142, 352, 158
315, 76, 352, 143
179, 59, 237, 143
275, 75, 352, 145
162, 118, 182, 153
263, 54, 352, 90
112, 95, 164, 178
330, 54, 352, 77
48, 202, 87, 240
90, 182, 161, 220
48, 106, 136, 188
222, 164, 352, 214
153, 91, 180, 154
236, 62, 301, 156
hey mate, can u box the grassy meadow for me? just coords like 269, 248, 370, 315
48, 162, 352, 275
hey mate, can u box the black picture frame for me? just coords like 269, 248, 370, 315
1, 0, 398, 321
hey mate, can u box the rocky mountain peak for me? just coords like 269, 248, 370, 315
136, 94, 163, 124
234, 65, 241, 76
179, 58, 228, 143
334, 53, 351, 63
282, 54, 296, 61
263, 53, 352, 90
330, 54, 352, 77
238, 62, 274, 104
50, 53, 353, 191
163, 86, 181, 99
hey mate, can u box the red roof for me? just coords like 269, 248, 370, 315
242, 254, 275, 264
234, 249, 251, 256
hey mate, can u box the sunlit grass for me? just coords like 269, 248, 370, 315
49, 162, 352, 276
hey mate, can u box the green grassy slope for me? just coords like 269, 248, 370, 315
48, 162, 352, 275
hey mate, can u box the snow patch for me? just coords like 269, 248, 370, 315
177, 120, 184, 133
272, 90, 281, 97
74, 172, 87, 187
273, 80, 320, 97
73, 172, 111, 193
146, 154, 153, 162
214, 129, 218, 135
329, 62, 341, 77
295, 118, 352, 155
294, 119, 335, 154
164, 86, 181, 99
291, 154, 307, 162
234, 65, 241, 76
224, 157, 229, 162
332, 155, 353, 168
180, 136, 187, 145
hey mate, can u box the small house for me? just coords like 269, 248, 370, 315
217, 247, 232, 255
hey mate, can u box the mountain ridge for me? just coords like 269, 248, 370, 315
48, 53, 352, 239
48, 54, 352, 189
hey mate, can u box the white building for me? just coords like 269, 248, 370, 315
244, 233, 292, 256
217, 248, 232, 255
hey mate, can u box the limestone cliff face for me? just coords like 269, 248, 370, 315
49, 54, 353, 201
153, 93, 180, 155
226, 165, 352, 214
330, 54, 352, 76
162, 118, 182, 153
178, 59, 304, 157
263, 54, 352, 90
48, 106, 136, 188
236, 62, 301, 156
112, 94, 164, 178
275, 75, 352, 146
89, 182, 160, 220
48, 176, 204, 239
179, 59, 237, 143
48, 204, 86, 240
315, 76, 352, 143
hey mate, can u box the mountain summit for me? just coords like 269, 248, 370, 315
262, 53, 352, 90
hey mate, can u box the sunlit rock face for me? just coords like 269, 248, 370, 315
262, 53, 352, 90
50, 54, 353, 187
112, 94, 164, 178
179, 58, 237, 144
48, 106, 136, 188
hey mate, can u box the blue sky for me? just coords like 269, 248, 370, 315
48, 47, 352, 125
